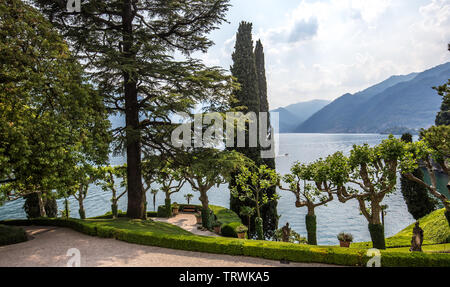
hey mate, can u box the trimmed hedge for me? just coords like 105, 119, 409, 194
1, 217, 449, 266
0, 224, 28, 246
209, 205, 242, 238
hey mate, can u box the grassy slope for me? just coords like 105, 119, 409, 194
209, 205, 241, 225
0, 224, 28, 246
352, 208, 450, 249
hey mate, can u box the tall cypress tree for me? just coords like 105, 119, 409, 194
255, 40, 278, 237
229, 22, 277, 238
230, 22, 261, 231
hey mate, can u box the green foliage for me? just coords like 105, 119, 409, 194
0, 0, 110, 204
232, 164, 279, 239
0, 224, 28, 246
401, 126, 450, 219
337, 232, 354, 242
368, 223, 386, 249
209, 205, 242, 238
236, 225, 248, 233
23, 193, 57, 219
165, 198, 172, 218
96, 165, 128, 218
446, 211, 450, 227
306, 215, 317, 245
400, 170, 437, 220
254, 217, 264, 240
4, 217, 449, 266
32, 0, 234, 219
273, 228, 307, 244
434, 79, 450, 126
181, 149, 247, 228
157, 205, 171, 218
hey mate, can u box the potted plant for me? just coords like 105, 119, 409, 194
213, 221, 222, 234
195, 212, 202, 224
236, 225, 248, 239
337, 232, 353, 247
172, 203, 179, 215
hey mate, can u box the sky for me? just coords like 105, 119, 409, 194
191, 0, 450, 109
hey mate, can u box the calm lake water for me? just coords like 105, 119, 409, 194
0, 133, 447, 245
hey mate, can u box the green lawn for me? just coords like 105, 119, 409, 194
351, 208, 450, 249
87, 218, 193, 236
386, 243, 450, 253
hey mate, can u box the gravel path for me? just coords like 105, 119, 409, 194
152, 213, 219, 236
0, 226, 337, 267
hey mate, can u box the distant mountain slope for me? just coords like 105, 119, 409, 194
270, 100, 330, 133
295, 62, 450, 133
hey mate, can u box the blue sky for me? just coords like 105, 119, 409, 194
191, 0, 450, 109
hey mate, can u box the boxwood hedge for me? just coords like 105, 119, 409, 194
1, 217, 449, 267
0, 224, 28, 246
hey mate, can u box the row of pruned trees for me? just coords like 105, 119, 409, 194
276, 128, 450, 249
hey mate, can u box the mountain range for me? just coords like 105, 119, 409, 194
271, 62, 450, 134
270, 100, 330, 133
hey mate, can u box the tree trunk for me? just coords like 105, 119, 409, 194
37, 192, 46, 217
368, 223, 386, 249
123, 0, 144, 219
199, 189, 211, 229
112, 200, 118, 219
78, 197, 86, 220
305, 205, 317, 245
255, 216, 264, 240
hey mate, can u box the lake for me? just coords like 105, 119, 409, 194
0, 133, 447, 245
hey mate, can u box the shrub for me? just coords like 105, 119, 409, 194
23, 193, 58, 218
157, 205, 171, 218
1, 218, 449, 267
337, 232, 353, 242
220, 222, 241, 238
236, 225, 248, 233
0, 224, 28, 246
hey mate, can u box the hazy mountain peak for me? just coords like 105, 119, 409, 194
295, 62, 450, 134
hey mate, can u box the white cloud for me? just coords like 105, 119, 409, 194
205, 0, 450, 109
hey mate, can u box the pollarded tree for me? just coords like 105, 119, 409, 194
182, 149, 247, 229
33, 0, 235, 219
97, 165, 128, 218
279, 153, 346, 245
0, 0, 110, 214
155, 159, 186, 218
401, 126, 450, 225
65, 165, 102, 219
231, 165, 280, 240
336, 135, 405, 249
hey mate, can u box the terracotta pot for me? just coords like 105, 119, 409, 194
214, 226, 221, 234
172, 208, 179, 215
339, 240, 351, 248
196, 216, 202, 224
237, 232, 246, 239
